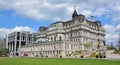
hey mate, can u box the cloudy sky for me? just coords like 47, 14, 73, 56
0, 0, 120, 46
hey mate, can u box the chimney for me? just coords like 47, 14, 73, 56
91, 16, 94, 22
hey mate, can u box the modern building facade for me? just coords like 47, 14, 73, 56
20, 8, 105, 57
6, 31, 36, 56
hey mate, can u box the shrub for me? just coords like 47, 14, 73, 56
46, 55, 48, 57
107, 46, 116, 50
95, 51, 106, 58
100, 56, 102, 58
75, 50, 82, 54
114, 49, 120, 54
68, 54, 72, 56
103, 56, 106, 58
36, 55, 39, 57
1, 48, 9, 57
96, 55, 98, 58
81, 56, 83, 58
89, 52, 96, 58
96, 52, 102, 58
60, 55, 62, 58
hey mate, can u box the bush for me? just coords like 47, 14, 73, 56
81, 56, 83, 58
36, 55, 39, 57
1, 48, 9, 57
96, 55, 98, 58
46, 55, 48, 57
89, 52, 96, 58
95, 51, 106, 58
60, 55, 62, 58
75, 50, 82, 54
107, 46, 116, 50
68, 54, 72, 56
98, 52, 102, 56
114, 49, 120, 54
103, 56, 106, 58
96, 52, 102, 58
0, 49, 2, 57
100, 56, 102, 58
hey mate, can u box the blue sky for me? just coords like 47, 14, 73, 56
0, 9, 51, 30
0, 0, 120, 46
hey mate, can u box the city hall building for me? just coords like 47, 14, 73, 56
20, 8, 105, 57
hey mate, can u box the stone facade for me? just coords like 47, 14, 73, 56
20, 9, 105, 57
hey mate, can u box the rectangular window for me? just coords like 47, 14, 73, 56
17, 36, 20, 40
59, 36, 61, 41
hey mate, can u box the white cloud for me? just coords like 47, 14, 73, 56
103, 24, 120, 46
0, 28, 9, 39
110, 1, 120, 23
80, 10, 93, 17
0, 0, 119, 22
94, 8, 109, 16
103, 24, 115, 33
105, 33, 119, 40
0, 26, 34, 39
104, 24, 120, 33
105, 33, 119, 46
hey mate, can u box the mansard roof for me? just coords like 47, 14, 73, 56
52, 21, 64, 24
38, 7, 103, 32
38, 26, 48, 32
86, 19, 102, 27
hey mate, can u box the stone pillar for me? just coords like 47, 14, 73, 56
19, 33, 21, 57
6, 35, 9, 48
61, 43, 65, 57
14, 35, 17, 56
8, 43, 10, 52
69, 44, 71, 50
12, 42, 14, 56
9, 43, 11, 56
14, 41, 17, 56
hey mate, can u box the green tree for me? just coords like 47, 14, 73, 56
2, 48, 9, 57
0, 48, 2, 57
84, 41, 93, 54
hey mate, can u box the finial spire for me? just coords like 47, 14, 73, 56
72, 5, 78, 19
74, 5, 76, 11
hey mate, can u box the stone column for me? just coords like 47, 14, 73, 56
6, 35, 9, 48
61, 43, 65, 57
19, 33, 21, 57
8, 43, 10, 52
9, 43, 12, 55
12, 42, 14, 56
14, 35, 17, 56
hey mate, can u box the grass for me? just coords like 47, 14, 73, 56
0, 57, 120, 65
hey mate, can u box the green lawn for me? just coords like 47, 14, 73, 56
0, 58, 120, 65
